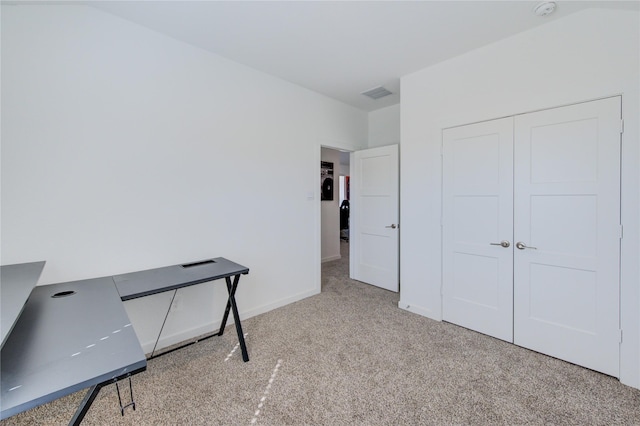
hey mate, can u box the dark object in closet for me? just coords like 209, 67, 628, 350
340, 200, 350, 229
340, 200, 350, 242
340, 200, 349, 236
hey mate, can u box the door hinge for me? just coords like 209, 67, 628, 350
620, 119, 624, 134
619, 329, 623, 344
619, 224, 624, 239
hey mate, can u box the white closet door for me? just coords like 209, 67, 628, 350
513, 97, 621, 376
442, 117, 514, 342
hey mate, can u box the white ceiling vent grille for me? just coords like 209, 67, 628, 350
361, 86, 393, 100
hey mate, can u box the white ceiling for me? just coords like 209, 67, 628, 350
89, 1, 639, 112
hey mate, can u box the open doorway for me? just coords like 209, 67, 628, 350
321, 147, 351, 286
320, 144, 400, 293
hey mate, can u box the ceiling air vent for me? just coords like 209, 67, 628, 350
361, 86, 393, 100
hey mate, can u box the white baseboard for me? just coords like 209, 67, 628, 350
398, 301, 440, 321
144, 287, 321, 354
321, 254, 341, 263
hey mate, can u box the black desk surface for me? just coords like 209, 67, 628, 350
1, 261, 46, 349
0, 277, 146, 420
113, 257, 249, 301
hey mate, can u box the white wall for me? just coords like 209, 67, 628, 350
338, 152, 350, 178
400, 8, 639, 388
1, 4, 367, 352
368, 104, 400, 148
321, 147, 341, 262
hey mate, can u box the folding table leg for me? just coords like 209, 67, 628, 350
217, 275, 234, 336
69, 384, 101, 426
217, 274, 249, 362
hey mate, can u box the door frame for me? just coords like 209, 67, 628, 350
315, 141, 360, 295
315, 141, 400, 293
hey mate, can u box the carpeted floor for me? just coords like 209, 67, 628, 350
2, 241, 639, 425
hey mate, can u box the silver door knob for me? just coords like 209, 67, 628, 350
516, 242, 537, 250
385, 224, 397, 229
490, 240, 510, 248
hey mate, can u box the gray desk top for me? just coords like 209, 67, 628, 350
0, 277, 146, 420
114, 257, 249, 301
1, 261, 46, 349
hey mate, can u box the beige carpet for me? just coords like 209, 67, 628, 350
2, 241, 639, 425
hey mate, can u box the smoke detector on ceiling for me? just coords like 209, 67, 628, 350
533, 1, 557, 17
361, 86, 393, 100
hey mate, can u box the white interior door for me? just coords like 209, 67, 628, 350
513, 97, 621, 376
442, 118, 514, 342
350, 144, 399, 292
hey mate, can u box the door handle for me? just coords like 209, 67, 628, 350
385, 224, 397, 229
490, 240, 510, 248
516, 242, 537, 250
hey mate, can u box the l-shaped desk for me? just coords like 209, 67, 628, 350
1, 257, 250, 425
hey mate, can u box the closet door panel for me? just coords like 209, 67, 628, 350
513, 97, 621, 377
442, 117, 514, 342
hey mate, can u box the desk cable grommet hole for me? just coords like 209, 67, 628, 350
51, 290, 76, 298
181, 259, 216, 268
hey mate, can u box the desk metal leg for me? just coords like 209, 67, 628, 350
115, 376, 136, 415
69, 384, 101, 426
67, 370, 143, 426
149, 289, 178, 359
217, 274, 249, 362
217, 275, 239, 335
